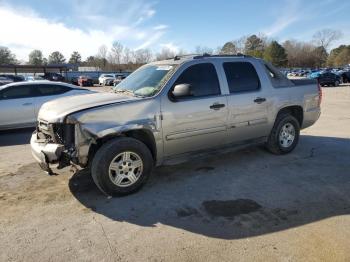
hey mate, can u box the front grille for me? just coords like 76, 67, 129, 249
52, 123, 75, 146
36, 121, 75, 146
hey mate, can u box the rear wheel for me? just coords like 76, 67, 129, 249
334, 80, 340, 87
266, 113, 300, 155
91, 137, 153, 196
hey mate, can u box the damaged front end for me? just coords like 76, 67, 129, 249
31, 119, 81, 174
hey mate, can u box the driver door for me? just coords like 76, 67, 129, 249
0, 84, 36, 128
161, 62, 228, 157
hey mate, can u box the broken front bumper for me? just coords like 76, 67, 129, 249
30, 132, 64, 173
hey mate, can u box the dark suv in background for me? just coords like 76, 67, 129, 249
340, 70, 350, 83
43, 72, 65, 82
318, 72, 341, 87
0, 74, 24, 82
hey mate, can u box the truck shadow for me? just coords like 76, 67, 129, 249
0, 128, 34, 146
69, 135, 350, 239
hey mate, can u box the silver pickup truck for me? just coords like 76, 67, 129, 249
31, 54, 321, 196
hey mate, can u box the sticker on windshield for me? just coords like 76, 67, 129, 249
156, 65, 173, 71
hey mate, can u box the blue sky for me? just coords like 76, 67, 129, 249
0, 0, 349, 60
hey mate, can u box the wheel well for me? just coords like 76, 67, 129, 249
87, 129, 157, 166
277, 106, 303, 126
124, 129, 157, 161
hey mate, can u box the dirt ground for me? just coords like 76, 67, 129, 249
0, 85, 349, 262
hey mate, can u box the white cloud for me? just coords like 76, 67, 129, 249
262, 0, 301, 36
136, 31, 166, 50
159, 43, 180, 53
153, 25, 169, 31
0, 2, 167, 61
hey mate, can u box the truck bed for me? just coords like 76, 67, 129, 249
291, 79, 318, 86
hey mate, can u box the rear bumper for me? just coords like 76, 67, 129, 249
302, 108, 321, 129
30, 132, 64, 172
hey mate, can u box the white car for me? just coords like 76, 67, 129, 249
98, 74, 115, 85
0, 81, 94, 130
24, 75, 45, 81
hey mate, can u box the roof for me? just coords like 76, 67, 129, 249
151, 53, 257, 66
0, 80, 78, 90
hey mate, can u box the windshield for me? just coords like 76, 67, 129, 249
114, 64, 174, 97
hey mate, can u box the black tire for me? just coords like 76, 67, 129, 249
265, 113, 300, 155
335, 80, 340, 87
91, 137, 153, 196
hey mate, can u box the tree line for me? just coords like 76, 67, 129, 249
0, 28, 349, 70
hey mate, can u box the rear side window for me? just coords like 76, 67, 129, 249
35, 84, 70, 96
223, 62, 260, 93
0, 85, 33, 99
174, 63, 220, 98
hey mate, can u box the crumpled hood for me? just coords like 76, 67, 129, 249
38, 92, 139, 123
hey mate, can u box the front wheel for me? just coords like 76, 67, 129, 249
265, 113, 300, 155
91, 137, 153, 196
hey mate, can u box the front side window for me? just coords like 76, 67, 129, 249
173, 63, 220, 98
115, 64, 175, 97
223, 62, 260, 93
0, 85, 33, 99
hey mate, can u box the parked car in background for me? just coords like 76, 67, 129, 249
0, 76, 13, 86
25, 75, 45, 81
43, 72, 65, 82
98, 74, 115, 85
71, 76, 79, 85
339, 70, 350, 83
31, 54, 321, 196
78, 75, 94, 87
113, 75, 127, 86
309, 71, 322, 79
0, 74, 25, 82
0, 81, 94, 130
317, 72, 341, 87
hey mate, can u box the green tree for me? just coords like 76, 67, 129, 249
244, 35, 264, 58
48, 51, 66, 64
263, 41, 288, 67
220, 42, 236, 54
327, 45, 350, 66
28, 49, 43, 65
333, 47, 350, 67
68, 51, 82, 64
0, 46, 17, 65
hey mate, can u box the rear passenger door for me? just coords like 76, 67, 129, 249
161, 62, 228, 157
223, 61, 270, 143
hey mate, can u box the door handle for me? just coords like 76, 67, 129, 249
254, 97, 266, 104
22, 103, 33, 106
210, 103, 225, 110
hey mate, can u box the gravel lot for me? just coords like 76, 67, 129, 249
0, 85, 349, 262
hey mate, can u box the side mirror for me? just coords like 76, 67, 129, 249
172, 84, 191, 98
